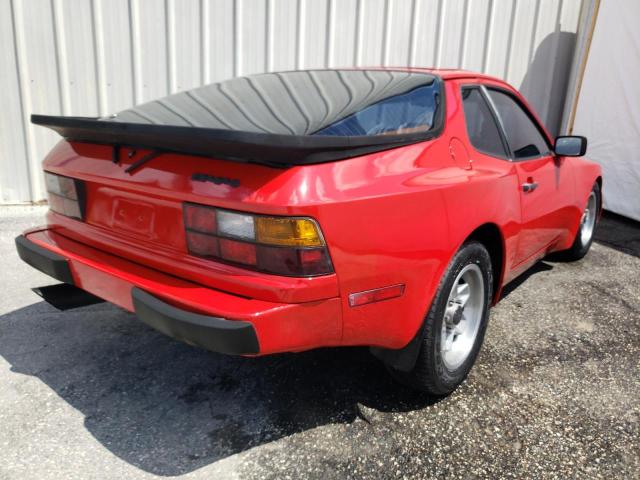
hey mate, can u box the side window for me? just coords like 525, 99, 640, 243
461, 88, 507, 159
486, 89, 551, 160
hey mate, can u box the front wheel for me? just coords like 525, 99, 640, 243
556, 182, 601, 261
388, 241, 492, 395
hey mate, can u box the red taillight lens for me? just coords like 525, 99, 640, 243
219, 238, 257, 266
256, 245, 332, 276
186, 231, 220, 257
182, 202, 333, 277
184, 204, 217, 233
45, 172, 85, 220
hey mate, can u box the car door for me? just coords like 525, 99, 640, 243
484, 87, 572, 266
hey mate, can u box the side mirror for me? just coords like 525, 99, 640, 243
554, 136, 587, 157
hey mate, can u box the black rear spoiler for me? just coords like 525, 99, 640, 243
31, 114, 442, 168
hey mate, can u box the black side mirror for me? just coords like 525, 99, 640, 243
554, 136, 587, 157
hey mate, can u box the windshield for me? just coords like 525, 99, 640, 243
108, 70, 441, 137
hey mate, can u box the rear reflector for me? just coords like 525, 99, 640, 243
183, 202, 333, 277
348, 284, 406, 307
45, 172, 85, 220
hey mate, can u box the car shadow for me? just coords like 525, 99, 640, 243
499, 261, 554, 300
0, 301, 439, 476
594, 210, 640, 259
501, 211, 640, 301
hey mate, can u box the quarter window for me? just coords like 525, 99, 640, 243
486, 89, 551, 160
461, 88, 507, 159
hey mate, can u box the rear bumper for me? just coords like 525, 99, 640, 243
16, 234, 74, 284
132, 287, 259, 355
16, 230, 342, 355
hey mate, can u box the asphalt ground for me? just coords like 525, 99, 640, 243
0, 206, 638, 479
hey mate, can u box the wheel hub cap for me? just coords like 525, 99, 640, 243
445, 303, 464, 326
440, 263, 485, 370
580, 192, 597, 245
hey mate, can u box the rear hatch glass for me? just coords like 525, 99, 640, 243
112, 69, 440, 136
33, 69, 443, 166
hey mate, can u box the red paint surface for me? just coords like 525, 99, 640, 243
23, 69, 602, 354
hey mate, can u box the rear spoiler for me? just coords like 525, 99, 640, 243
31, 114, 442, 168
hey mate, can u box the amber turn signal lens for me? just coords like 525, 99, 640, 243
255, 217, 324, 247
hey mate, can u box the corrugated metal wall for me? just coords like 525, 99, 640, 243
0, 0, 584, 204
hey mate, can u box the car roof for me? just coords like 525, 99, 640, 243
350, 66, 510, 86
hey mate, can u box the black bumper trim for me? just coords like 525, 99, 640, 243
15, 235, 75, 284
132, 287, 260, 355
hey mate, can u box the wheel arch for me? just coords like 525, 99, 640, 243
371, 221, 506, 371
464, 222, 506, 305
595, 175, 603, 215
595, 175, 603, 189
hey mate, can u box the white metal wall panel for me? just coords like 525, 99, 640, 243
328, 0, 358, 68
237, 0, 267, 76
506, 0, 539, 87
357, 0, 386, 66
0, 0, 584, 204
384, 0, 414, 66
0, 0, 31, 203
269, 0, 298, 72
410, 0, 441, 67
93, 0, 134, 115
168, 0, 202, 93
53, 0, 99, 116
437, 0, 467, 68
204, 0, 234, 83
460, 0, 492, 72
298, 0, 329, 69
12, 0, 62, 202
132, 0, 169, 103
484, 0, 516, 79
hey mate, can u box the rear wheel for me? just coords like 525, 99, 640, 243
388, 241, 492, 395
556, 182, 601, 261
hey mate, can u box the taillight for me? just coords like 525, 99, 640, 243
45, 172, 85, 220
183, 203, 333, 277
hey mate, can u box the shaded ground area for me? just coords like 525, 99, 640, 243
594, 210, 640, 259
0, 207, 638, 479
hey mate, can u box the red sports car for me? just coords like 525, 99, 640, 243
16, 68, 602, 395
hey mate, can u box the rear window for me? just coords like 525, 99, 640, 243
108, 70, 441, 137
315, 84, 437, 136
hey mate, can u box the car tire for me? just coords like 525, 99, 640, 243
388, 241, 492, 395
555, 182, 601, 262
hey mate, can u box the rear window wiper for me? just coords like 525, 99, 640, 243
112, 144, 121, 164
125, 150, 165, 174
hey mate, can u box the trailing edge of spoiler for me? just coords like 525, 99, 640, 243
30, 114, 443, 167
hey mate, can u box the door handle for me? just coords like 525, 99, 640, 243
522, 182, 538, 193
